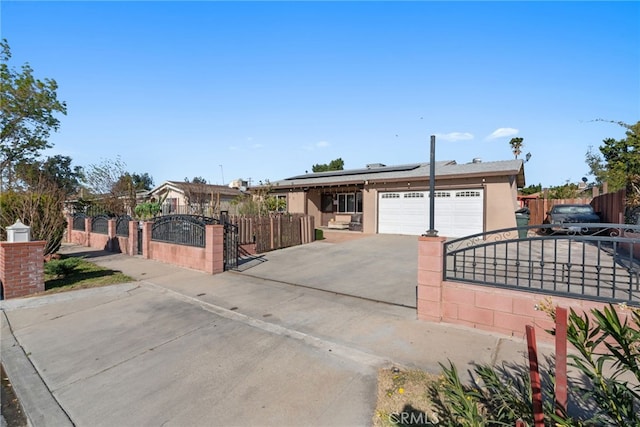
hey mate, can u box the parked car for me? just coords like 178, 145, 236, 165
545, 204, 601, 233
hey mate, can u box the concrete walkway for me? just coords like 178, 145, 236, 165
1, 239, 548, 426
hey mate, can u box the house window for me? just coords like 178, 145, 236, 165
275, 195, 287, 212
403, 192, 424, 198
321, 194, 334, 213
337, 192, 362, 214
381, 193, 400, 198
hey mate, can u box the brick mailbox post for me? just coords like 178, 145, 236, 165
0, 220, 46, 299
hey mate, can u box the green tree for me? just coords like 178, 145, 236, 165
82, 157, 132, 215
520, 183, 542, 196
547, 183, 580, 199
508, 137, 524, 159
16, 155, 83, 196
130, 172, 154, 191
586, 120, 640, 205
312, 157, 344, 173
0, 172, 66, 255
185, 176, 208, 185
1, 39, 67, 190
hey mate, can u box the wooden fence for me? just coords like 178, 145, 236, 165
591, 188, 626, 223
526, 188, 626, 225
226, 214, 315, 253
527, 198, 593, 225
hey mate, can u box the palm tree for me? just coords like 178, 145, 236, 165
509, 137, 524, 159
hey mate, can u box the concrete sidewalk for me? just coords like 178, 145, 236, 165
1, 242, 547, 426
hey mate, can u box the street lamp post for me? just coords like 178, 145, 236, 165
423, 135, 438, 237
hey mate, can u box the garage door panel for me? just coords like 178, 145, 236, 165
378, 190, 483, 237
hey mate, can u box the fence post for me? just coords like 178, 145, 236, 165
107, 219, 116, 251
526, 325, 545, 427
417, 236, 447, 321
129, 219, 138, 256
205, 224, 224, 274
555, 307, 568, 417
142, 221, 152, 259
270, 217, 275, 250
66, 215, 73, 243
0, 237, 46, 299
84, 217, 91, 247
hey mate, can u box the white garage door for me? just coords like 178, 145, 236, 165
378, 189, 484, 237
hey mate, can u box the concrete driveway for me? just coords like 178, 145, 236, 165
238, 234, 419, 308
1, 238, 534, 427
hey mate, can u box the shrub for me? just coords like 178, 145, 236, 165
0, 179, 66, 256
430, 304, 640, 426
44, 257, 81, 278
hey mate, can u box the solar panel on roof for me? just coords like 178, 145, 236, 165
285, 164, 422, 180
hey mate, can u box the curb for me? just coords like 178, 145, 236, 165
1, 311, 74, 427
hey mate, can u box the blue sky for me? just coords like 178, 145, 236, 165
2, 1, 639, 189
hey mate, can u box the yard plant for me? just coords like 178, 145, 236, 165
429, 304, 639, 426
44, 256, 133, 293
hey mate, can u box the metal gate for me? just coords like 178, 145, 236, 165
137, 223, 143, 255
221, 211, 239, 271
223, 222, 239, 270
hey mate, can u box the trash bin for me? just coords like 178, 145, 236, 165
515, 207, 530, 238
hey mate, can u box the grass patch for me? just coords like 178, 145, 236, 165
373, 367, 441, 426
43, 256, 134, 294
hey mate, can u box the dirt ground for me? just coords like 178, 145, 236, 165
373, 367, 441, 427
1, 364, 27, 427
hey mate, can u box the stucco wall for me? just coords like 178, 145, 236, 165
274, 174, 520, 234
362, 186, 377, 234
287, 191, 306, 214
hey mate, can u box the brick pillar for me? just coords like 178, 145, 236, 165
107, 219, 116, 251
129, 220, 139, 256
0, 241, 46, 299
205, 224, 224, 274
66, 215, 73, 243
417, 236, 447, 322
84, 217, 91, 247
142, 221, 152, 259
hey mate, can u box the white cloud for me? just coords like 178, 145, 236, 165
252, 143, 263, 149
316, 141, 330, 148
486, 128, 519, 140
434, 132, 474, 142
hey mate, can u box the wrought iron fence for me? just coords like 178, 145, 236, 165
444, 223, 640, 306
116, 215, 131, 237
91, 215, 110, 234
151, 215, 217, 247
72, 213, 86, 231
223, 222, 239, 270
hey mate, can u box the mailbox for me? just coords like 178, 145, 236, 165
6, 220, 31, 242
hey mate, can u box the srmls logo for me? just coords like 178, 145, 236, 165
389, 411, 439, 425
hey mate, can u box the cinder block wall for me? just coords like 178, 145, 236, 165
0, 241, 46, 299
417, 236, 634, 343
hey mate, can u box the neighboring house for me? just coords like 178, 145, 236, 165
267, 159, 525, 237
147, 181, 246, 216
